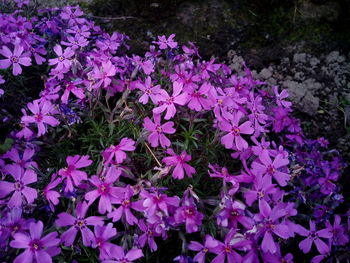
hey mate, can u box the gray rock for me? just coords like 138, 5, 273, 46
259, 68, 272, 79
301, 93, 319, 115
282, 80, 306, 103
310, 57, 320, 67
326, 51, 346, 64
293, 53, 307, 64
303, 78, 322, 93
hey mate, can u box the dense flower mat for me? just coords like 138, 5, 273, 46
0, 1, 349, 262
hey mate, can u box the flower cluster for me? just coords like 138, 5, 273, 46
0, 2, 349, 263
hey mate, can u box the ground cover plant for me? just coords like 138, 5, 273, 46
0, 1, 349, 262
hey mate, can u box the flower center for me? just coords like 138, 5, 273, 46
156, 125, 162, 133
122, 199, 130, 207
267, 165, 276, 175
11, 56, 18, 63
29, 240, 41, 251
166, 96, 174, 105
75, 218, 87, 229
231, 126, 240, 135
14, 181, 24, 191
225, 246, 231, 253
58, 56, 65, 62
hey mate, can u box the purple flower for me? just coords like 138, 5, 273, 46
318, 166, 338, 195
143, 114, 176, 148
273, 86, 292, 108
137, 220, 160, 252
188, 235, 218, 263
55, 201, 104, 246
325, 215, 348, 246
102, 138, 136, 165
136, 76, 161, 104
103, 246, 143, 263
153, 81, 189, 120
58, 155, 92, 192
92, 60, 117, 89
252, 150, 290, 186
153, 34, 178, 49
43, 173, 61, 211
49, 45, 74, 72
85, 172, 124, 214
298, 220, 332, 254
244, 173, 277, 207
216, 199, 254, 230
255, 200, 290, 254
140, 189, 180, 218
0, 166, 37, 208
0, 44, 31, 76
107, 185, 144, 225
0, 208, 30, 244
10, 221, 60, 263
21, 100, 59, 136
61, 80, 85, 104
187, 82, 212, 111
219, 110, 254, 150
2, 147, 37, 172
162, 149, 196, 180
92, 223, 117, 260
211, 229, 250, 263
174, 198, 203, 233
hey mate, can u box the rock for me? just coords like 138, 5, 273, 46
310, 57, 320, 67
293, 53, 307, 64
301, 93, 319, 115
303, 78, 322, 93
326, 51, 346, 64
282, 80, 306, 103
259, 68, 272, 79
299, 0, 340, 22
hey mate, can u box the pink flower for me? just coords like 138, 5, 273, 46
85, 172, 124, 214
153, 81, 188, 120
2, 147, 37, 172
298, 220, 332, 254
43, 173, 62, 211
187, 82, 212, 111
135, 77, 161, 104
219, 111, 254, 150
143, 114, 175, 148
10, 221, 60, 263
58, 155, 92, 192
188, 235, 218, 263
49, 45, 74, 72
102, 138, 136, 165
61, 80, 85, 104
103, 246, 143, 263
0, 44, 31, 76
55, 201, 104, 246
252, 150, 290, 186
21, 100, 59, 136
137, 220, 160, 252
92, 223, 117, 260
153, 34, 178, 49
107, 185, 144, 225
174, 198, 203, 233
162, 149, 196, 180
92, 60, 116, 89
0, 166, 37, 208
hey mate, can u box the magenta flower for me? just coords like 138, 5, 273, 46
152, 81, 189, 120
21, 100, 59, 136
107, 185, 144, 225
92, 60, 117, 89
137, 220, 160, 252
244, 173, 277, 206
0, 44, 31, 76
61, 6, 85, 25
273, 86, 292, 108
211, 229, 250, 263
255, 200, 290, 254
0, 208, 30, 244
85, 172, 124, 214
143, 114, 175, 148
162, 149, 196, 180
174, 199, 203, 233
55, 201, 104, 246
187, 82, 212, 111
92, 223, 117, 260
216, 199, 254, 230
325, 215, 349, 246
0, 166, 37, 208
61, 35, 89, 49
102, 138, 136, 165
30, 46, 46, 65
136, 76, 161, 104
298, 220, 332, 254
219, 111, 254, 150
252, 150, 290, 186
103, 246, 143, 263
188, 235, 218, 263
49, 45, 74, 72
153, 34, 178, 49
43, 173, 61, 211
318, 166, 338, 195
2, 147, 37, 172
61, 80, 85, 104
58, 155, 92, 192
10, 221, 60, 263
140, 189, 180, 218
